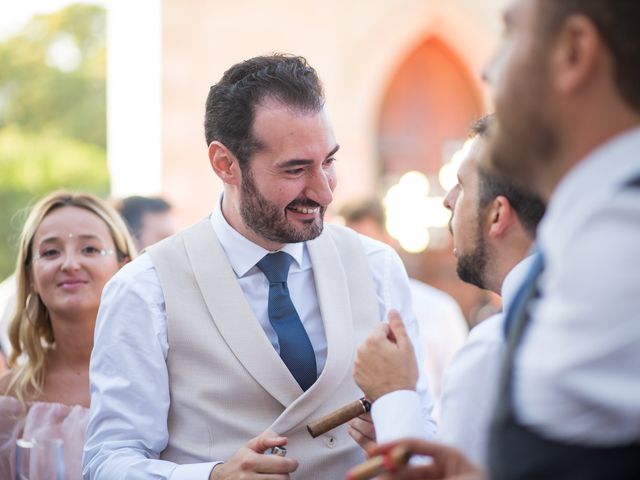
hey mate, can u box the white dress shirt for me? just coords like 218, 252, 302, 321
437, 256, 536, 467
409, 278, 468, 419
83, 199, 435, 480
515, 126, 640, 445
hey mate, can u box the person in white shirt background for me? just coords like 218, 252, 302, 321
438, 114, 544, 466
338, 198, 468, 419
350, 114, 545, 467
83, 54, 435, 480
363, 0, 640, 479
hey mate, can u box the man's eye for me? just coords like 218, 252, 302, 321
285, 168, 305, 175
324, 157, 336, 167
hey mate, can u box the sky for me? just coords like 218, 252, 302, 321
0, 1, 108, 40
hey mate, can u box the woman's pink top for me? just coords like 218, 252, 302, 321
0, 395, 90, 479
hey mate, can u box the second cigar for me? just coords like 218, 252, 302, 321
346, 445, 413, 480
307, 397, 371, 438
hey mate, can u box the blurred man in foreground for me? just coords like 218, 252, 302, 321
367, 0, 640, 478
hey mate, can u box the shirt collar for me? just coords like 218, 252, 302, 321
540, 126, 640, 247
501, 254, 538, 313
210, 194, 305, 278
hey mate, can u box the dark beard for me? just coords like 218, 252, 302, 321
456, 228, 488, 290
240, 169, 325, 244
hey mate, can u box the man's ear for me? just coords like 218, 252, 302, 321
487, 195, 513, 239
209, 141, 241, 186
550, 14, 600, 94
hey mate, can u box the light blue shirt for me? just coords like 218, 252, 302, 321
83, 198, 435, 479
437, 256, 536, 467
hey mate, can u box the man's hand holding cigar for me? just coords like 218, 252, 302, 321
354, 309, 419, 402
347, 438, 484, 480
348, 310, 419, 451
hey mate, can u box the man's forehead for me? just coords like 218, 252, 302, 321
251, 101, 334, 150
253, 96, 325, 119
466, 136, 485, 161
459, 137, 485, 177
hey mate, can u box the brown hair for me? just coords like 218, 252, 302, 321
472, 115, 546, 236
204, 53, 325, 171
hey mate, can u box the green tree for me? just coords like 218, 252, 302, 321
0, 3, 108, 278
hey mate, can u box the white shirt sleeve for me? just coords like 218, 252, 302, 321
437, 315, 504, 467
371, 390, 427, 442
409, 279, 468, 418
82, 255, 217, 479
360, 237, 437, 441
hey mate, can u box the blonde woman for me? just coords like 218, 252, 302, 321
0, 191, 136, 479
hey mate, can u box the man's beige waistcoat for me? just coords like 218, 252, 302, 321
147, 220, 380, 479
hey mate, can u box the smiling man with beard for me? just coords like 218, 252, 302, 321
366, 1, 640, 479
83, 54, 436, 480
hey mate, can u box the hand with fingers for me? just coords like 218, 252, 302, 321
371, 438, 485, 480
348, 411, 377, 452
354, 310, 418, 402
209, 431, 299, 480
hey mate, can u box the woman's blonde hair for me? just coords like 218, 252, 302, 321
5, 190, 137, 407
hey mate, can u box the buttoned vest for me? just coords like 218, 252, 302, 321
147, 221, 380, 479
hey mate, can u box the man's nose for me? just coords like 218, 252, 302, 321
443, 187, 456, 211
306, 168, 335, 206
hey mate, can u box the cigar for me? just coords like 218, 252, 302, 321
346, 445, 413, 480
306, 397, 371, 438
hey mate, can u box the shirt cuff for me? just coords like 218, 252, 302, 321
371, 390, 426, 443
170, 462, 220, 480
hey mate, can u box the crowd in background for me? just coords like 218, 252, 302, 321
1, 1, 639, 479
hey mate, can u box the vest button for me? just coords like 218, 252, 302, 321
324, 435, 336, 449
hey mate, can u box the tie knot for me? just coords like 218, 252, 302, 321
257, 252, 293, 284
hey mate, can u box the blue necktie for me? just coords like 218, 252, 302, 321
503, 251, 545, 338
493, 250, 545, 424
257, 252, 317, 391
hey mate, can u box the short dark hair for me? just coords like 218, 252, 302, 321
339, 199, 386, 230
538, 0, 640, 112
472, 115, 546, 236
116, 196, 172, 240
204, 53, 325, 171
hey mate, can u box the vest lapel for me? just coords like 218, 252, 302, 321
269, 229, 356, 434
182, 220, 302, 408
